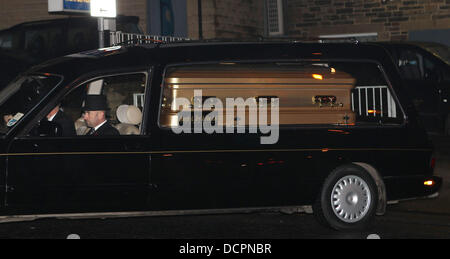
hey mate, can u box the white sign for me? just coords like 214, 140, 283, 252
48, 0, 90, 14
90, 0, 117, 18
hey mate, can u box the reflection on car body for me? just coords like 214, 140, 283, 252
0, 42, 443, 231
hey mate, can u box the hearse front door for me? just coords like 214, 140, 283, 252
5, 72, 152, 214
6, 136, 152, 213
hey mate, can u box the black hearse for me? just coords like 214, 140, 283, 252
0, 42, 442, 230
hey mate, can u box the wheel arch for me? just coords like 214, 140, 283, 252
352, 162, 387, 216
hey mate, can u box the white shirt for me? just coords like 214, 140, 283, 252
47, 111, 58, 122
94, 120, 108, 131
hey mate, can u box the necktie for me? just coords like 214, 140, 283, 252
86, 128, 95, 135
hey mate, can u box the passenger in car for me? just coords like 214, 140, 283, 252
2, 112, 22, 128
2, 114, 13, 125
0, 114, 12, 132
82, 95, 120, 136
46, 104, 76, 136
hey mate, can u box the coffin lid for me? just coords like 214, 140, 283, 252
165, 65, 356, 86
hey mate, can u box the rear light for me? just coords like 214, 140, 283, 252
424, 180, 435, 186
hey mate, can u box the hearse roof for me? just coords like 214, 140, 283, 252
29, 42, 394, 78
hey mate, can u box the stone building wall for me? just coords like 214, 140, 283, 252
186, 0, 264, 40
285, 0, 450, 41
1, 0, 449, 41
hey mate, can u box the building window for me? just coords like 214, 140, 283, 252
266, 0, 285, 37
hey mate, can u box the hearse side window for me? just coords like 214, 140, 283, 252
0, 75, 62, 135
28, 73, 147, 137
422, 55, 450, 82
329, 62, 404, 125
396, 49, 445, 82
398, 49, 423, 81
158, 62, 403, 130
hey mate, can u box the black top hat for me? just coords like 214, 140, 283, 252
82, 95, 110, 111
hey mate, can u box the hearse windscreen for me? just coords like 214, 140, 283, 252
0, 74, 62, 134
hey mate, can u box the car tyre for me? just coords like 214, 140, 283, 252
313, 164, 378, 231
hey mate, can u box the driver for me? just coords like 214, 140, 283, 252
82, 95, 119, 136
3, 114, 13, 125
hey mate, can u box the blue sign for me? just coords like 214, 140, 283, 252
63, 0, 90, 12
49, 0, 91, 14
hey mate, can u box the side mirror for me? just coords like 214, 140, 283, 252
33, 121, 63, 137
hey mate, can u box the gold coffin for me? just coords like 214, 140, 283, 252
161, 65, 356, 127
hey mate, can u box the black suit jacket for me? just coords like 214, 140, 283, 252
52, 110, 76, 136
91, 121, 120, 136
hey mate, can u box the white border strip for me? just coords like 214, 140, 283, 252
0, 206, 313, 224
319, 32, 378, 39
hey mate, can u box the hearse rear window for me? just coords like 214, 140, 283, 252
159, 62, 403, 129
